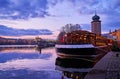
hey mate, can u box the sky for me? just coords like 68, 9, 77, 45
0, 0, 120, 34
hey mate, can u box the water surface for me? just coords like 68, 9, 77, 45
0, 47, 63, 79
0, 46, 89, 79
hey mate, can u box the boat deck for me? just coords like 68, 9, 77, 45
84, 51, 120, 79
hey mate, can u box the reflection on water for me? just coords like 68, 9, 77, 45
55, 57, 96, 79
0, 47, 63, 79
0, 48, 52, 63
0, 46, 95, 79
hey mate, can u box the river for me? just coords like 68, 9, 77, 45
0, 46, 89, 79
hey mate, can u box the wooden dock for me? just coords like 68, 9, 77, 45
84, 51, 120, 79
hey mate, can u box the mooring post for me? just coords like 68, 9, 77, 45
116, 53, 119, 57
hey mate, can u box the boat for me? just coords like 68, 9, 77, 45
55, 30, 111, 61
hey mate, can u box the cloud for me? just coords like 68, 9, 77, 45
0, 0, 48, 19
0, 0, 120, 20
0, 0, 120, 33
47, 0, 120, 31
47, 0, 120, 15
0, 25, 52, 36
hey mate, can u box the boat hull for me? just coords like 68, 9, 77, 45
55, 44, 97, 58
56, 48, 96, 55
55, 44, 110, 61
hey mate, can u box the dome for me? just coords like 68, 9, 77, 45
92, 14, 100, 21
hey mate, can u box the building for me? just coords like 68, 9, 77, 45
110, 29, 120, 41
91, 13, 101, 35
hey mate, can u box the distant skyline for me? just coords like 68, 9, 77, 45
0, 0, 120, 33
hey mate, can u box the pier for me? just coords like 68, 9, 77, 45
84, 51, 120, 79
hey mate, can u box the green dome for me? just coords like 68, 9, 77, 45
92, 14, 100, 21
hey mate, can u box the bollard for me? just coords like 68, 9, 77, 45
116, 53, 119, 57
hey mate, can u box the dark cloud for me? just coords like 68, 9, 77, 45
0, 0, 10, 8
47, 0, 58, 6
0, 0, 120, 26
57, 0, 119, 15
69, 0, 120, 31
0, 0, 48, 20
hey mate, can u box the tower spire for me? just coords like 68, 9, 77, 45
95, 9, 97, 15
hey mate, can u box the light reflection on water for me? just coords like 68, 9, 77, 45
0, 47, 90, 79
0, 47, 62, 79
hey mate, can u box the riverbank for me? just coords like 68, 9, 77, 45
84, 51, 120, 79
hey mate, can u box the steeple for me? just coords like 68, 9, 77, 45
92, 10, 100, 21
95, 10, 96, 15
91, 11, 101, 35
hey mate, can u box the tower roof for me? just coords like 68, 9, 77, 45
92, 14, 100, 21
